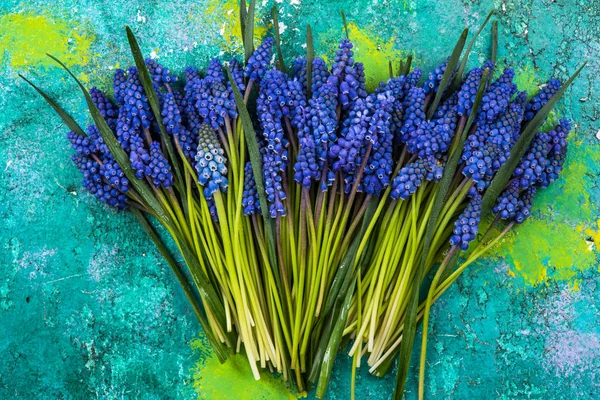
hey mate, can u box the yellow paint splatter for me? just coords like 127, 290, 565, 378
341, 23, 414, 91
199, 0, 267, 54
0, 13, 94, 70
191, 337, 298, 400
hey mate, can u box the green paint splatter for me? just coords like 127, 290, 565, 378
190, 336, 298, 399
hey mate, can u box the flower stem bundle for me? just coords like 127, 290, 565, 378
22, 7, 585, 399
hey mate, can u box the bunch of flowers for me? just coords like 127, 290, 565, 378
23, 7, 584, 400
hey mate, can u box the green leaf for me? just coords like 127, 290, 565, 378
125, 26, 184, 190
426, 28, 468, 120
388, 60, 394, 79
480, 62, 587, 217
341, 10, 349, 39
403, 54, 413, 76
272, 5, 287, 73
46, 53, 170, 222
491, 20, 498, 64
240, 0, 248, 49
226, 66, 280, 280
19, 74, 86, 137
306, 24, 314, 99
449, 10, 494, 93
131, 208, 229, 363
244, 0, 256, 63
393, 69, 489, 400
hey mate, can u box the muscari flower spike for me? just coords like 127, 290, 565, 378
543, 118, 571, 185
456, 66, 484, 117
122, 66, 154, 130
390, 156, 444, 200
145, 58, 177, 87
399, 87, 426, 144
328, 39, 362, 109
161, 92, 198, 160
330, 97, 370, 175
492, 180, 521, 220
242, 162, 262, 216
479, 68, 517, 123
515, 186, 536, 224
129, 134, 151, 179
195, 123, 228, 199
148, 142, 174, 188
229, 57, 246, 94
90, 87, 117, 130
513, 131, 551, 189
73, 154, 128, 210
524, 78, 561, 122
362, 92, 394, 195
450, 191, 482, 250
245, 37, 274, 84
424, 59, 448, 95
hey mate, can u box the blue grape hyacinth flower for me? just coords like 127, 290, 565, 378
195, 123, 228, 199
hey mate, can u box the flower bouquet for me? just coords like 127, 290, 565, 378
21, 4, 585, 399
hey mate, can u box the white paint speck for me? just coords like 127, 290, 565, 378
290, 0, 301, 5
279, 21, 287, 34
150, 50, 157, 59
136, 10, 147, 23
595, 129, 600, 141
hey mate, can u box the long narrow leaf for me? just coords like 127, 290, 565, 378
403, 55, 413, 76
393, 69, 489, 399
244, 0, 256, 63
426, 28, 468, 120
131, 208, 229, 362
19, 74, 86, 136
449, 10, 494, 93
341, 10, 349, 39
491, 21, 498, 64
306, 24, 314, 99
481, 62, 587, 216
46, 54, 170, 222
272, 5, 287, 73
125, 26, 184, 190
240, 0, 248, 49
226, 67, 279, 276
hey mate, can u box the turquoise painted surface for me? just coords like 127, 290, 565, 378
1, 0, 599, 398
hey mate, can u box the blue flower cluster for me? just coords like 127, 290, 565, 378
192, 58, 238, 131
424, 59, 448, 95
148, 142, 173, 188
450, 192, 482, 250
257, 69, 291, 217
390, 156, 444, 200
245, 37, 274, 84
328, 39, 364, 109
145, 58, 177, 88
524, 78, 561, 122
195, 123, 228, 199
493, 118, 571, 224
242, 162, 261, 216
90, 87, 118, 130
478, 68, 517, 123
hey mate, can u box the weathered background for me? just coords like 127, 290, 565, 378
1, 0, 599, 398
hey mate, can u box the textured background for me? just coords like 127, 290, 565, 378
1, 0, 599, 398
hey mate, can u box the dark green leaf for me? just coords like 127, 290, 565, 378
244, 0, 256, 63
480, 62, 587, 217
240, 0, 248, 49
341, 10, 349, 39
426, 28, 468, 120
389, 60, 394, 79
226, 67, 280, 280
306, 24, 314, 99
491, 20, 498, 64
403, 54, 413, 76
449, 10, 494, 93
131, 208, 229, 362
125, 26, 184, 190
272, 5, 287, 73
46, 53, 170, 222
19, 74, 86, 137
393, 69, 489, 399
